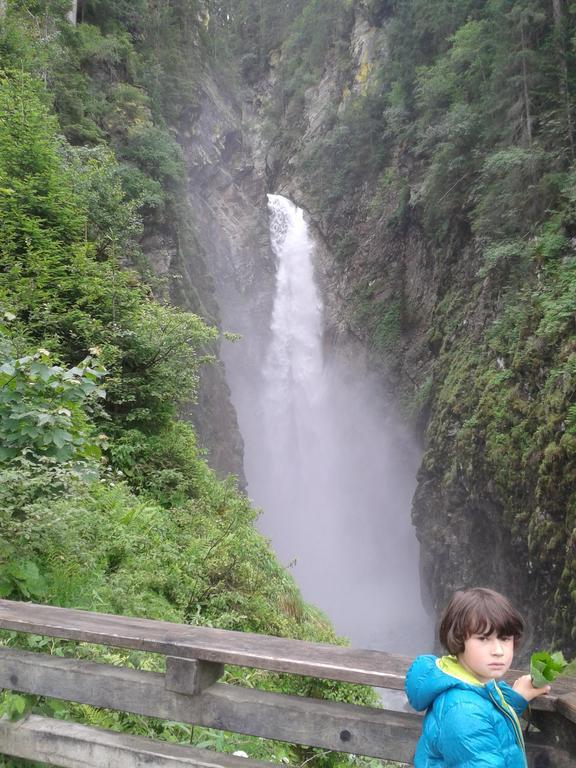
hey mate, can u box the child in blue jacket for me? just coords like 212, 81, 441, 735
405, 587, 551, 767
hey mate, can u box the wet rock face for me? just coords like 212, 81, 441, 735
244, 7, 574, 651
136, 3, 573, 651
181, 71, 275, 334
137, 68, 273, 482
169, 70, 278, 483
413, 474, 541, 660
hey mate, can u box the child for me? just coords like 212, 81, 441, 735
405, 587, 551, 767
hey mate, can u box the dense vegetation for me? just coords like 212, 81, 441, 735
215, 0, 576, 652
0, 2, 378, 765
2, 0, 574, 764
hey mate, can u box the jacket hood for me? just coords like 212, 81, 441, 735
405, 654, 484, 711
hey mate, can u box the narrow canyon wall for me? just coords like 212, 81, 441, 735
173, 68, 278, 486
245, 4, 574, 654
162, 1, 574, 654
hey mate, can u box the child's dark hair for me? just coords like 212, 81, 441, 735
439, 587, 525, 655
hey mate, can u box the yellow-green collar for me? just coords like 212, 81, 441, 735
436, 655, 483, 686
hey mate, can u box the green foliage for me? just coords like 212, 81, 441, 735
530, 650, 574, 686
0, 66, 215, 443
0, 70, 132, 350
299, 85, 392, 211
0, 558, 46, 601
104, 300, 217, 431
0, 13, 383, 767
471, 147, 550, 240
427, 211, 576, 646
68, 22, 134, 70
477, 240, 527, 279
63, 145, 146, 256
282, 0, 354, 77
352, 282, 403, 358
102, 82, 153, 136
0, 336, 106, 462
371, 300, 402, 355
334, 231, 359, 263
0, 692, 29, 721
10, 0, 72, 18
117, 124, 184, 187
0, 69, 83, 243
212, 0, 309, 81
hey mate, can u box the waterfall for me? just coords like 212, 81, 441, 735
231, 194, 431, 654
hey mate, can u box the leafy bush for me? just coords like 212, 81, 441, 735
0, 333, 105, 463
102, 82, 153, 137
471, 147, 550, 240
118, 124, 184, 186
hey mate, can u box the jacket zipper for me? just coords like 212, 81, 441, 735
488, 685, 528, 768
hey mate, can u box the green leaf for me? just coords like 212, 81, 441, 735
7, 560, 47, 599
550, 651, 567, 670
2, 693, 29, 721
530, 650, 569, 687
51, 429, 74, 448
29, 362, 54, 381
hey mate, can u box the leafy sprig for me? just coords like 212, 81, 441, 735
530, 651, 576, 687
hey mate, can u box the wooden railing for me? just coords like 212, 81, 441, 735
0, 600, 574, 767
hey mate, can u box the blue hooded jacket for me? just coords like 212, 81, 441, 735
405, 655, 528, 768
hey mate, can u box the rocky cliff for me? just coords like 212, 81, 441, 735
162, 0, 574, 653
218, 1, 576, 654
167, 64, 279, 487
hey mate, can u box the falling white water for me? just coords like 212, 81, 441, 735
235, 194, 432, 654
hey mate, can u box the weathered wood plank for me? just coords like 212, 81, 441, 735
0, 599, 411, 688
0, 714, 570, 768
166, 657, 224, 694
528, 709, 576, 762
1, 647, 573, 763
1, 600, 573, 716
0, 647, 420, 762
524, 736, 576, 768
0, 715, 271, 768
557, 692, 576, 725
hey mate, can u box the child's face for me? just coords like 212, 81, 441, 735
457, 631, 514, 683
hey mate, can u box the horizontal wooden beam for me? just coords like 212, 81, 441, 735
0, 599, 411, 688
1, 600, 574, 717
0, 714, 271, 768
1, 647, 573, 763
0, 713, 570, 768
0, 647, 420, 762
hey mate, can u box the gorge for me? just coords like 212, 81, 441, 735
0, 9, 574, 756
183, 0, 576, 657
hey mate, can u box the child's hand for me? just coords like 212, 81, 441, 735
513, 674, 551, 701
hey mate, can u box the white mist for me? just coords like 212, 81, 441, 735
229, 194, 432, 653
